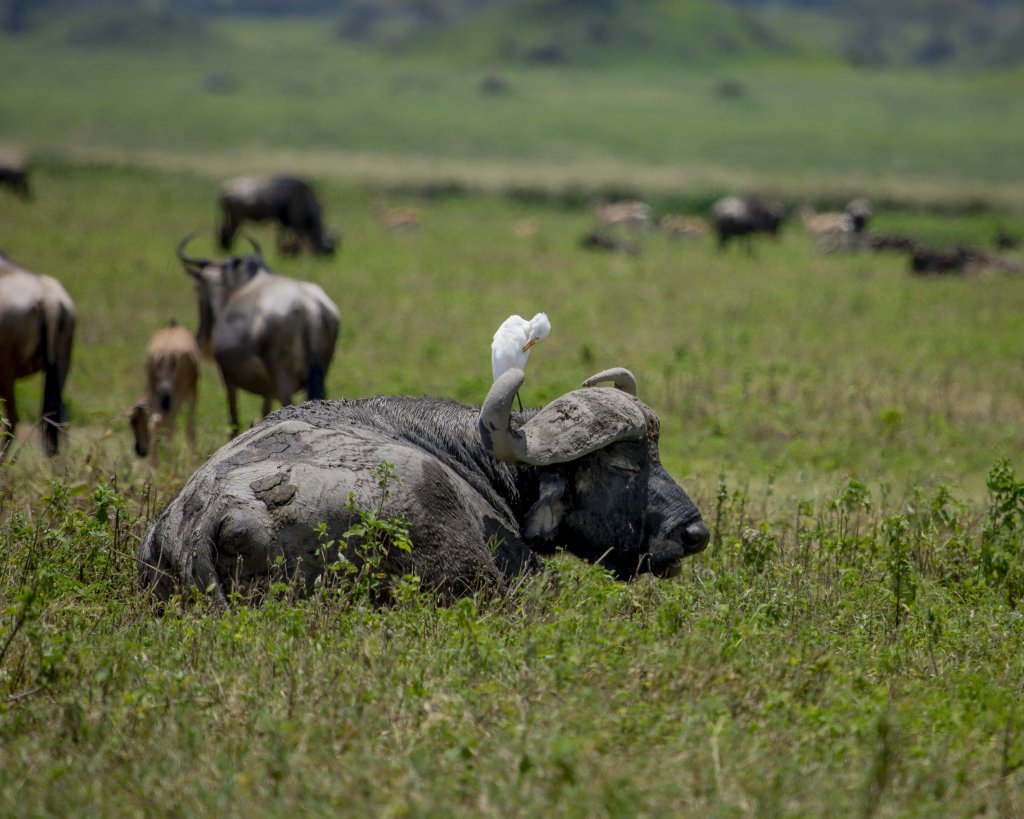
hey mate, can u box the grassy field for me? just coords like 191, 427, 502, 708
1, 155, 1022, 816
2, 16, 1024, 817
2, 18, 1024, 208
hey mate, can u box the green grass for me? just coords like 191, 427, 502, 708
1, 17, 1024, 814
1, 157, 1023, 815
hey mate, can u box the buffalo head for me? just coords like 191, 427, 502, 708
480, 367, 709, 579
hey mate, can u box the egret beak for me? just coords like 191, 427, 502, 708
521, 336, 539, 353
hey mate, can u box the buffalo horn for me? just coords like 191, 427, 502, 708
582, 368, 638, 396
480, 367, 647, 466
479, 368, 529, 463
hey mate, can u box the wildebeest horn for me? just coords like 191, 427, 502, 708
243, 234, 262, 258
582, 367, 638, 396
480, 367, 647, 466
176, 230, 211, 271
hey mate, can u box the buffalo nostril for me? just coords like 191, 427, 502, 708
684, 520, 710, 553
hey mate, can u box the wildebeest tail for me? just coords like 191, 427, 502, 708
39, 305, 69, 457
303, 317, 328, 401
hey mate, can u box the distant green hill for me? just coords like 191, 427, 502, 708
405, 0, 805, 66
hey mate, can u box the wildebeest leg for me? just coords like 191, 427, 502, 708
272, 369, 295, 412
0, 376, 16, 460
226, 383, 241, 438
261, 396, 274, 418
185, 397, 197, 452
218, 210, 240, 252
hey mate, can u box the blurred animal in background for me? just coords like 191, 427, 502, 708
594, 199, 652, 233
907, 242, 1022, 277
658, 214, 709, 240
492, 312, 551, 410
371, 201, 420, 231
711, 195, 786, 250
579, 229, 640, 255
0, 251, 75, 458
798, 205, 850, 238
128, 320, 199, 462
994, 229, 1020, 250
217, 175, 338, 257
802, 197, 874, 253
177, 233, 341, 437
0, 154, 30, 199
844, 198, 872, 234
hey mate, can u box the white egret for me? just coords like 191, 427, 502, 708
491, 312, 551, 409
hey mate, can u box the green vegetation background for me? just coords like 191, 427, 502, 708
1, 6, 1023, 816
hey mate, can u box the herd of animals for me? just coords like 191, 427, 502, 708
1, 154, 1019, 605
585, 190, 1023, 276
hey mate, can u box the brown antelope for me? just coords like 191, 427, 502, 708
593, 200, 652, 232
658, 214, 710, 240
798, 206, 852, 237
0, 251, 75, 459
371, 201, 420, 231
128, 321, 199, 462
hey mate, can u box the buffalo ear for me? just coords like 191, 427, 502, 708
523, 472, 569, 545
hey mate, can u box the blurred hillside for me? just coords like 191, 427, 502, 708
4, 0, 1023, 68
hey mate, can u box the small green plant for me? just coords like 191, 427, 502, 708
979, 459, 1024, 608
316, 462, 414, 603
883, 513, 916, 631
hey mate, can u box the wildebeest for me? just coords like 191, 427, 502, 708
0, 251, 75, 458
907, 242, 1020, 277
176, 234, 340, 437
217, 175, 338, 257
137, 367, 710, 605
0, 155, 29, 199
128, 321, 199, 461
711, 196, 785, 250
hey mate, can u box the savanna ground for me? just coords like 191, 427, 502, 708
2, 17, 1024, 817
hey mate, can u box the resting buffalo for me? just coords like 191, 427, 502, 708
711, 196, 785, 250
218, 175, 337, 257
137, 367, 709, 605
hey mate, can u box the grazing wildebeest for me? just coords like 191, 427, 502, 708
711, 196, 785, 250
0, 155, 29, 199
0, 251, 75, 458
176, 234, 340, 437
137, 367, 710, 605
217, 175, 338, 257
128, 321, 199, 461
907, 243, 1017, 277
